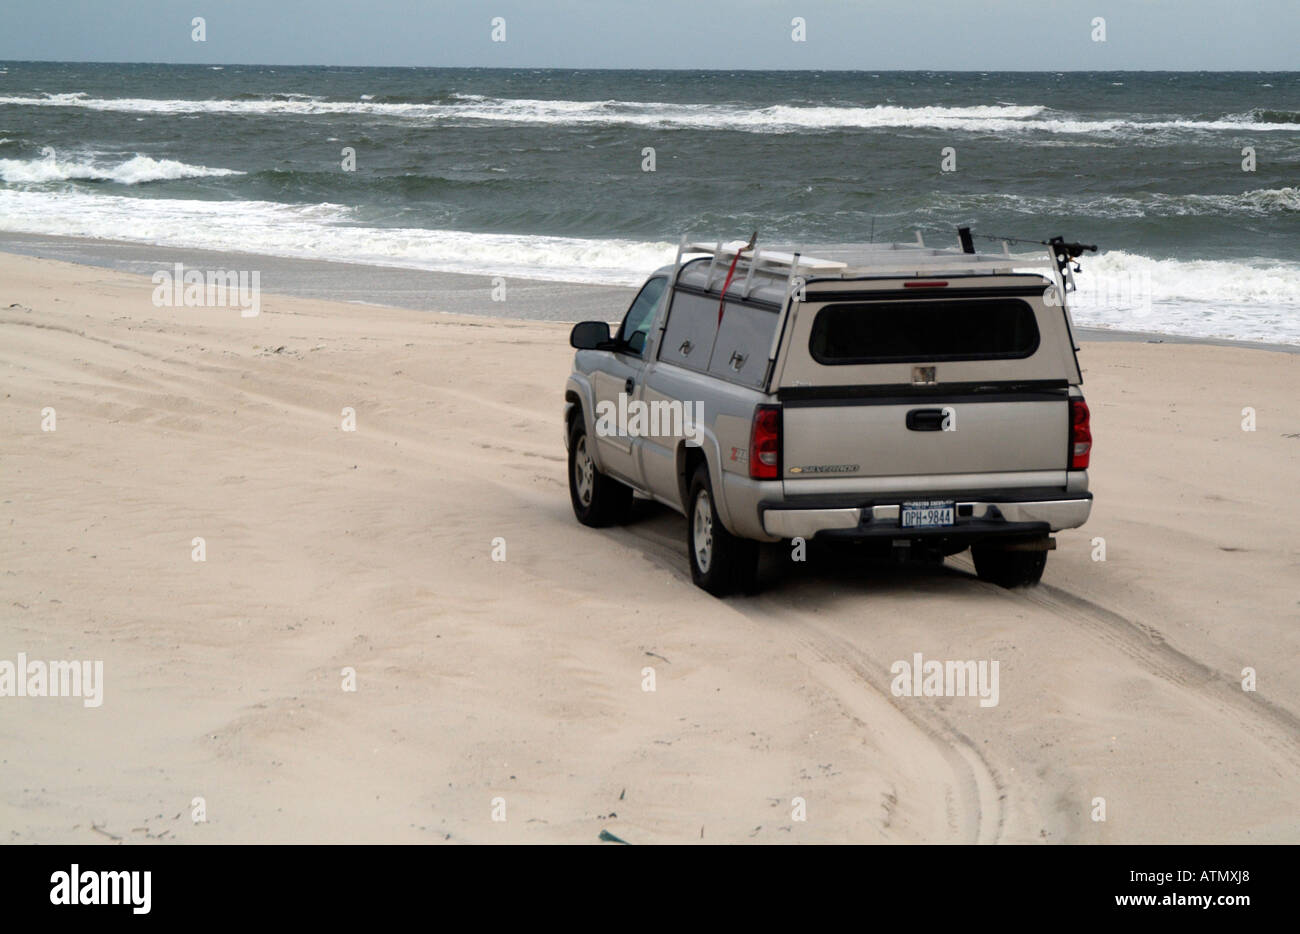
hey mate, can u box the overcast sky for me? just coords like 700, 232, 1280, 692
2, 0, 1297, 70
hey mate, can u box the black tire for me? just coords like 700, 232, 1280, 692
687, 464, 759, 596
568, 417, 632, 527
971, 541, 1048, 588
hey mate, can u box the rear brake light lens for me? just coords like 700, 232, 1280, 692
749, 405, 781, 480
1070, 398, 1091, 469
903, 280, 948, 288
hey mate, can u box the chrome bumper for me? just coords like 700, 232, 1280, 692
762, 497, 1092, 539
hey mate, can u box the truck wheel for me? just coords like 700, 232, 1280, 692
687, 464, 759, 596
568, 418, 632, 527
971, 542, 1048, 588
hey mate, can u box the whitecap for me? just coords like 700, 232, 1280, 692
0, 152, 244, 185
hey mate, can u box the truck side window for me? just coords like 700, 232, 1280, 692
617, 277, 667, 357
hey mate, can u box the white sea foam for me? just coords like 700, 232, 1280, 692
0, 153, 244, 184
1063, 251, 1300, 344
3, 92, 1297, 135
0, 189, 674, 285
0, 188, 1295, 342
1078, 250, 1300, 306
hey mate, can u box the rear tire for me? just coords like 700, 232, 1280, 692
971, 541, 1048, 588
568, 417, 632, 527
687, 464, 759, 596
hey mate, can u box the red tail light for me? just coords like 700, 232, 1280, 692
1070, 398, 1091, 469
749, 405, 781, 480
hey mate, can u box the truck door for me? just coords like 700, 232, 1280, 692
591, 276, 666, 486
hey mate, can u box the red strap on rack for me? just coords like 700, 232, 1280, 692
716, 250, 743, 327
716, 234, 756, 328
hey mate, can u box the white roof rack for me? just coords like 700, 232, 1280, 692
680, 238, 1052, 279
664, 233, 1076, 385
685, 241, 849, 274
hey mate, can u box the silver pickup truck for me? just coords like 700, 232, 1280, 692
564, 238, 1094, 596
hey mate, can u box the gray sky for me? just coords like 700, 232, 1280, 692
3, 0, 1297, 70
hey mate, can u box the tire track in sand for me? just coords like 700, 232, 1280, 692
948, 554, 1300, 769
620, 519, 1005, 844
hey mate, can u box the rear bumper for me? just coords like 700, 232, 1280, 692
761, 495, 1092, 540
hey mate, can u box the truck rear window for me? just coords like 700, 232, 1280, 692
809, 299, 1040, 364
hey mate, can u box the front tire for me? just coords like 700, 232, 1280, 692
568, 418, 632, 527
687, 464, 759, 596
971, 541, 1048, 588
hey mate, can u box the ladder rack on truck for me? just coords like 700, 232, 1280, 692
665, 229, 1093, 390
671, 231, 1081, 298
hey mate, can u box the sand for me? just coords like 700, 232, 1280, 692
1, 251, 1297, 844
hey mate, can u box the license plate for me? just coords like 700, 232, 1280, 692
901, 500, 955, 528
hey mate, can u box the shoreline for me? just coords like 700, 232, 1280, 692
1, 231, 1295, 355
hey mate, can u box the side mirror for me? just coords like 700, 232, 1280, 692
570, 320, 613, 350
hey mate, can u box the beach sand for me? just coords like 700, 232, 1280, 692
1, 251, 1297, 844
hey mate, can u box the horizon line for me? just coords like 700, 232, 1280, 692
2, 59, 1297, 74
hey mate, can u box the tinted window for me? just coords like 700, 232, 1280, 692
617, 277, 667, 356
809, 299, 1040, 364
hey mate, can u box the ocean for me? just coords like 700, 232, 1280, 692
1, 62, 1297, 342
